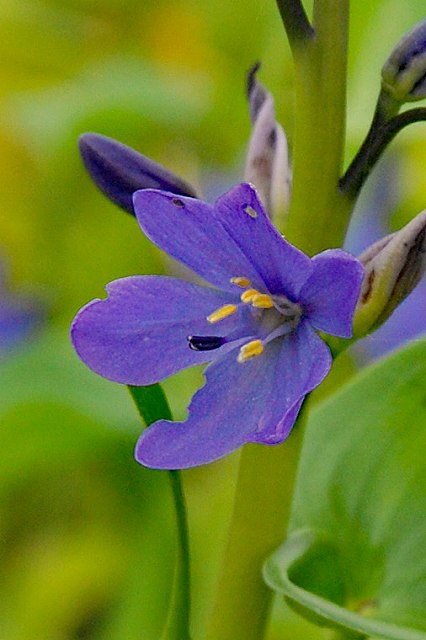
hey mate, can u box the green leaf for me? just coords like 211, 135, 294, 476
265, 337, 426, 639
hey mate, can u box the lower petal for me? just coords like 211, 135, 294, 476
136, 341, 284, 469
248, 321, 332, 444
136, 322, 331, 469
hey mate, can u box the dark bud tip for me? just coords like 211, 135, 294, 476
247, 61, 262, 98
187, 335, 226, 352
78, 133, 198, 215
246, 62, 267, 123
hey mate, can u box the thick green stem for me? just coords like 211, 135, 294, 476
202, 408, 308, 640
285, 0, 350, 254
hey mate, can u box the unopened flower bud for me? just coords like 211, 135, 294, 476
353, 209, 426, 338
381, 19, 426, 102
244, 64, 291, 225
79, 133, 198, 215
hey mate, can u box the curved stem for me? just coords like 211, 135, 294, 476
202, 406, 308, 640
128, 385, 191, 640
340, 106, 426, 198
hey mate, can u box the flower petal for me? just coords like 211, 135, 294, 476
248, 321, 332, 444
79, 133, 198, 214
133, 189, 267, 291
71, 276, 254, 385
214, 183, 312, 298
136, 321, 331, 469
298, 249, 364, 338
135, 340, 284, 469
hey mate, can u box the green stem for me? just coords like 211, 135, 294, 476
128, 385, 191, 640
275, 0, 314, 49
161, 470, 191, 640
202, 407, 308, 640
340, 105, 426, 199
284, 0, 350, 254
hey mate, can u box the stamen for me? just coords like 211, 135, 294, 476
230, 276, 251, 288
241, 288, 259, 303
187, 336, 226, 351
207, 304, 237, 323
237, 339, 264, 363
252, 293, 274, 309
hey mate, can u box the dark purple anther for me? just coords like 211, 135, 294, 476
187, 335, 226, 351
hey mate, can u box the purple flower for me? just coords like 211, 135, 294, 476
71, 183, 363, 469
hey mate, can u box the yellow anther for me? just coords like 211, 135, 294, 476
241, 288, 259, 303
237, 339, 264, 363
230, 276, 251, 288
207, 304, 237, 324
252, 294, 274, 309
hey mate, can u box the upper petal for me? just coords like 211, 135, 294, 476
214, 183, 312, 298
298, 249, 364, 338
71, 276, 254, 385
133, 189, 267, 292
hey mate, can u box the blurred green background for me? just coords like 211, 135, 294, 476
0, 1, 425, 638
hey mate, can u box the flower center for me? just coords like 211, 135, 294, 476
188, 276, 302, 362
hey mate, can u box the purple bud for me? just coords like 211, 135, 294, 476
79, 133, 198, 215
